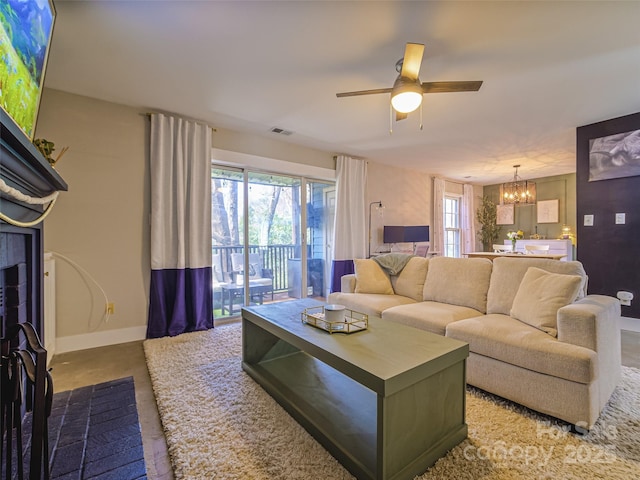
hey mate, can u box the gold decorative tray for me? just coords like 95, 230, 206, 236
301, 306, 368, 334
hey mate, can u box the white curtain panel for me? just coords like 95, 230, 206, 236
150, 114, 212, 270
461, 183, 476, 256
147, 113, 213, 338
432, 177, 445, 255
330, 155, 367, 291
333, 155, 367, 260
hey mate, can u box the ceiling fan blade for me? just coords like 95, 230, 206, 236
336, 87, 393, 98
400, 43, 425, 80
421, 81, 483, 93
395, 111, 408, 122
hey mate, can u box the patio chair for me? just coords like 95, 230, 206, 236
212, 253, 228, 309
524, 244, 550, 254
230, 253, 274, 302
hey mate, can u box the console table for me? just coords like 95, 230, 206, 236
466, 252, 567, 261
503, 239, 573, 261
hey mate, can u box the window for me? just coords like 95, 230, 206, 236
211, 165, 335, 320
444, 196, 461, 257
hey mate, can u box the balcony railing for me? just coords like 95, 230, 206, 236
212, 244, 303, 293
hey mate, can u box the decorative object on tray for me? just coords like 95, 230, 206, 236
301, 305, 368, 334
506, 229, 524, 251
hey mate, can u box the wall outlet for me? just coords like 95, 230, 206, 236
583, 214, 594, 226
615, 213, 626, 225
617, 291, 633, 306
106, 302, 115, 314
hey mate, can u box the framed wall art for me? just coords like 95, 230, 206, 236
588, 128, 640, 182
496, 204, 514, 225
537, 199, 559, 224
0, 0, 56, 139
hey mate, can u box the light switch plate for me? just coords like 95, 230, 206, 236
615, 213, 626, 225
584, 214, 594, 226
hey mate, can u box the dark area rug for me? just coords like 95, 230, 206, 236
47, 376, 146, 480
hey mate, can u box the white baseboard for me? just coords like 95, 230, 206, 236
620, 316, 640, 333
55, 326, 147, 354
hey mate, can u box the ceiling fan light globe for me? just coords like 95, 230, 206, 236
391, 76, 423, 113
391, 91, 422, 113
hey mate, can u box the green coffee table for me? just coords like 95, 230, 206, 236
241, 298, 468, 480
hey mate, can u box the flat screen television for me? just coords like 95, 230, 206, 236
383, 225, 429, 244
0, 0, 56, 140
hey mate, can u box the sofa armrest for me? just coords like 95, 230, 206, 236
558, 294, 622, 410
557, 295, 620, 352
341, 274, 357, 293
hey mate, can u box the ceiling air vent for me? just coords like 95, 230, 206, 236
270, 127, 293, 136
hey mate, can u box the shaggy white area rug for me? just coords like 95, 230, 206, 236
144, 323, 640, 479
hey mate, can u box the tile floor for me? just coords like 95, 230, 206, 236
49, 326, 640, 480
50, 340, 174, 480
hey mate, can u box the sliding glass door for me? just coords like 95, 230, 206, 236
212, 166, 334, 320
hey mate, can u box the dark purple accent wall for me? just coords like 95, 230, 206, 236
576, 112, 640, 318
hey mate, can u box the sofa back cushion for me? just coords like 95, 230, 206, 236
354, 259, 394, 295
391, 257, 429, 301
422, 257, 493, 313
510, 267, 583, 337
487, 257, 588, 315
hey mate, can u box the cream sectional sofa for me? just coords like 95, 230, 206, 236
328, 255, 621, 427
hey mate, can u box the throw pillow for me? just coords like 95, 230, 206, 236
393, 257, 429, 301
354, 259, 394, 295
510, 267, 582, 337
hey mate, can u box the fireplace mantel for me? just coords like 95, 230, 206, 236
1, 108, 68, 341
1, 109, 68, 221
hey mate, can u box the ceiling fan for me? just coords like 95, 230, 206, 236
336, 43, 483, 122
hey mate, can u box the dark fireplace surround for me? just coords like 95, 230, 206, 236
1, 109, 67, 478
1, 109, 66, 342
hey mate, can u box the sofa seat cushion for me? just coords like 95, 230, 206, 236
382, 301, 483, 336
326, 292, 415, 318
423, 257, 493, 313
445, 314, 596, 384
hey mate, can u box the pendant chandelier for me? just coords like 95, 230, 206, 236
501, 165, 536, 205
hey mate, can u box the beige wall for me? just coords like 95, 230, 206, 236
366, 163, 484, 255
213, 128, 335, 171
35, 88, 337, 352
36, 89, 150, 350
367, 162, 433, 255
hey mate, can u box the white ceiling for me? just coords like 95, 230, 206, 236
45, 1, 640, 185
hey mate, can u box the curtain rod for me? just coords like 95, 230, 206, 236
434, 175, 472, 186
141, 112, 217, 132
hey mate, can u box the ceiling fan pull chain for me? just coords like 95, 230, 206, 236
419, 102, 424, 130
389, 103, 393, 135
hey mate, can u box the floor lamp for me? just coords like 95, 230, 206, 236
368, 201, 384, 258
